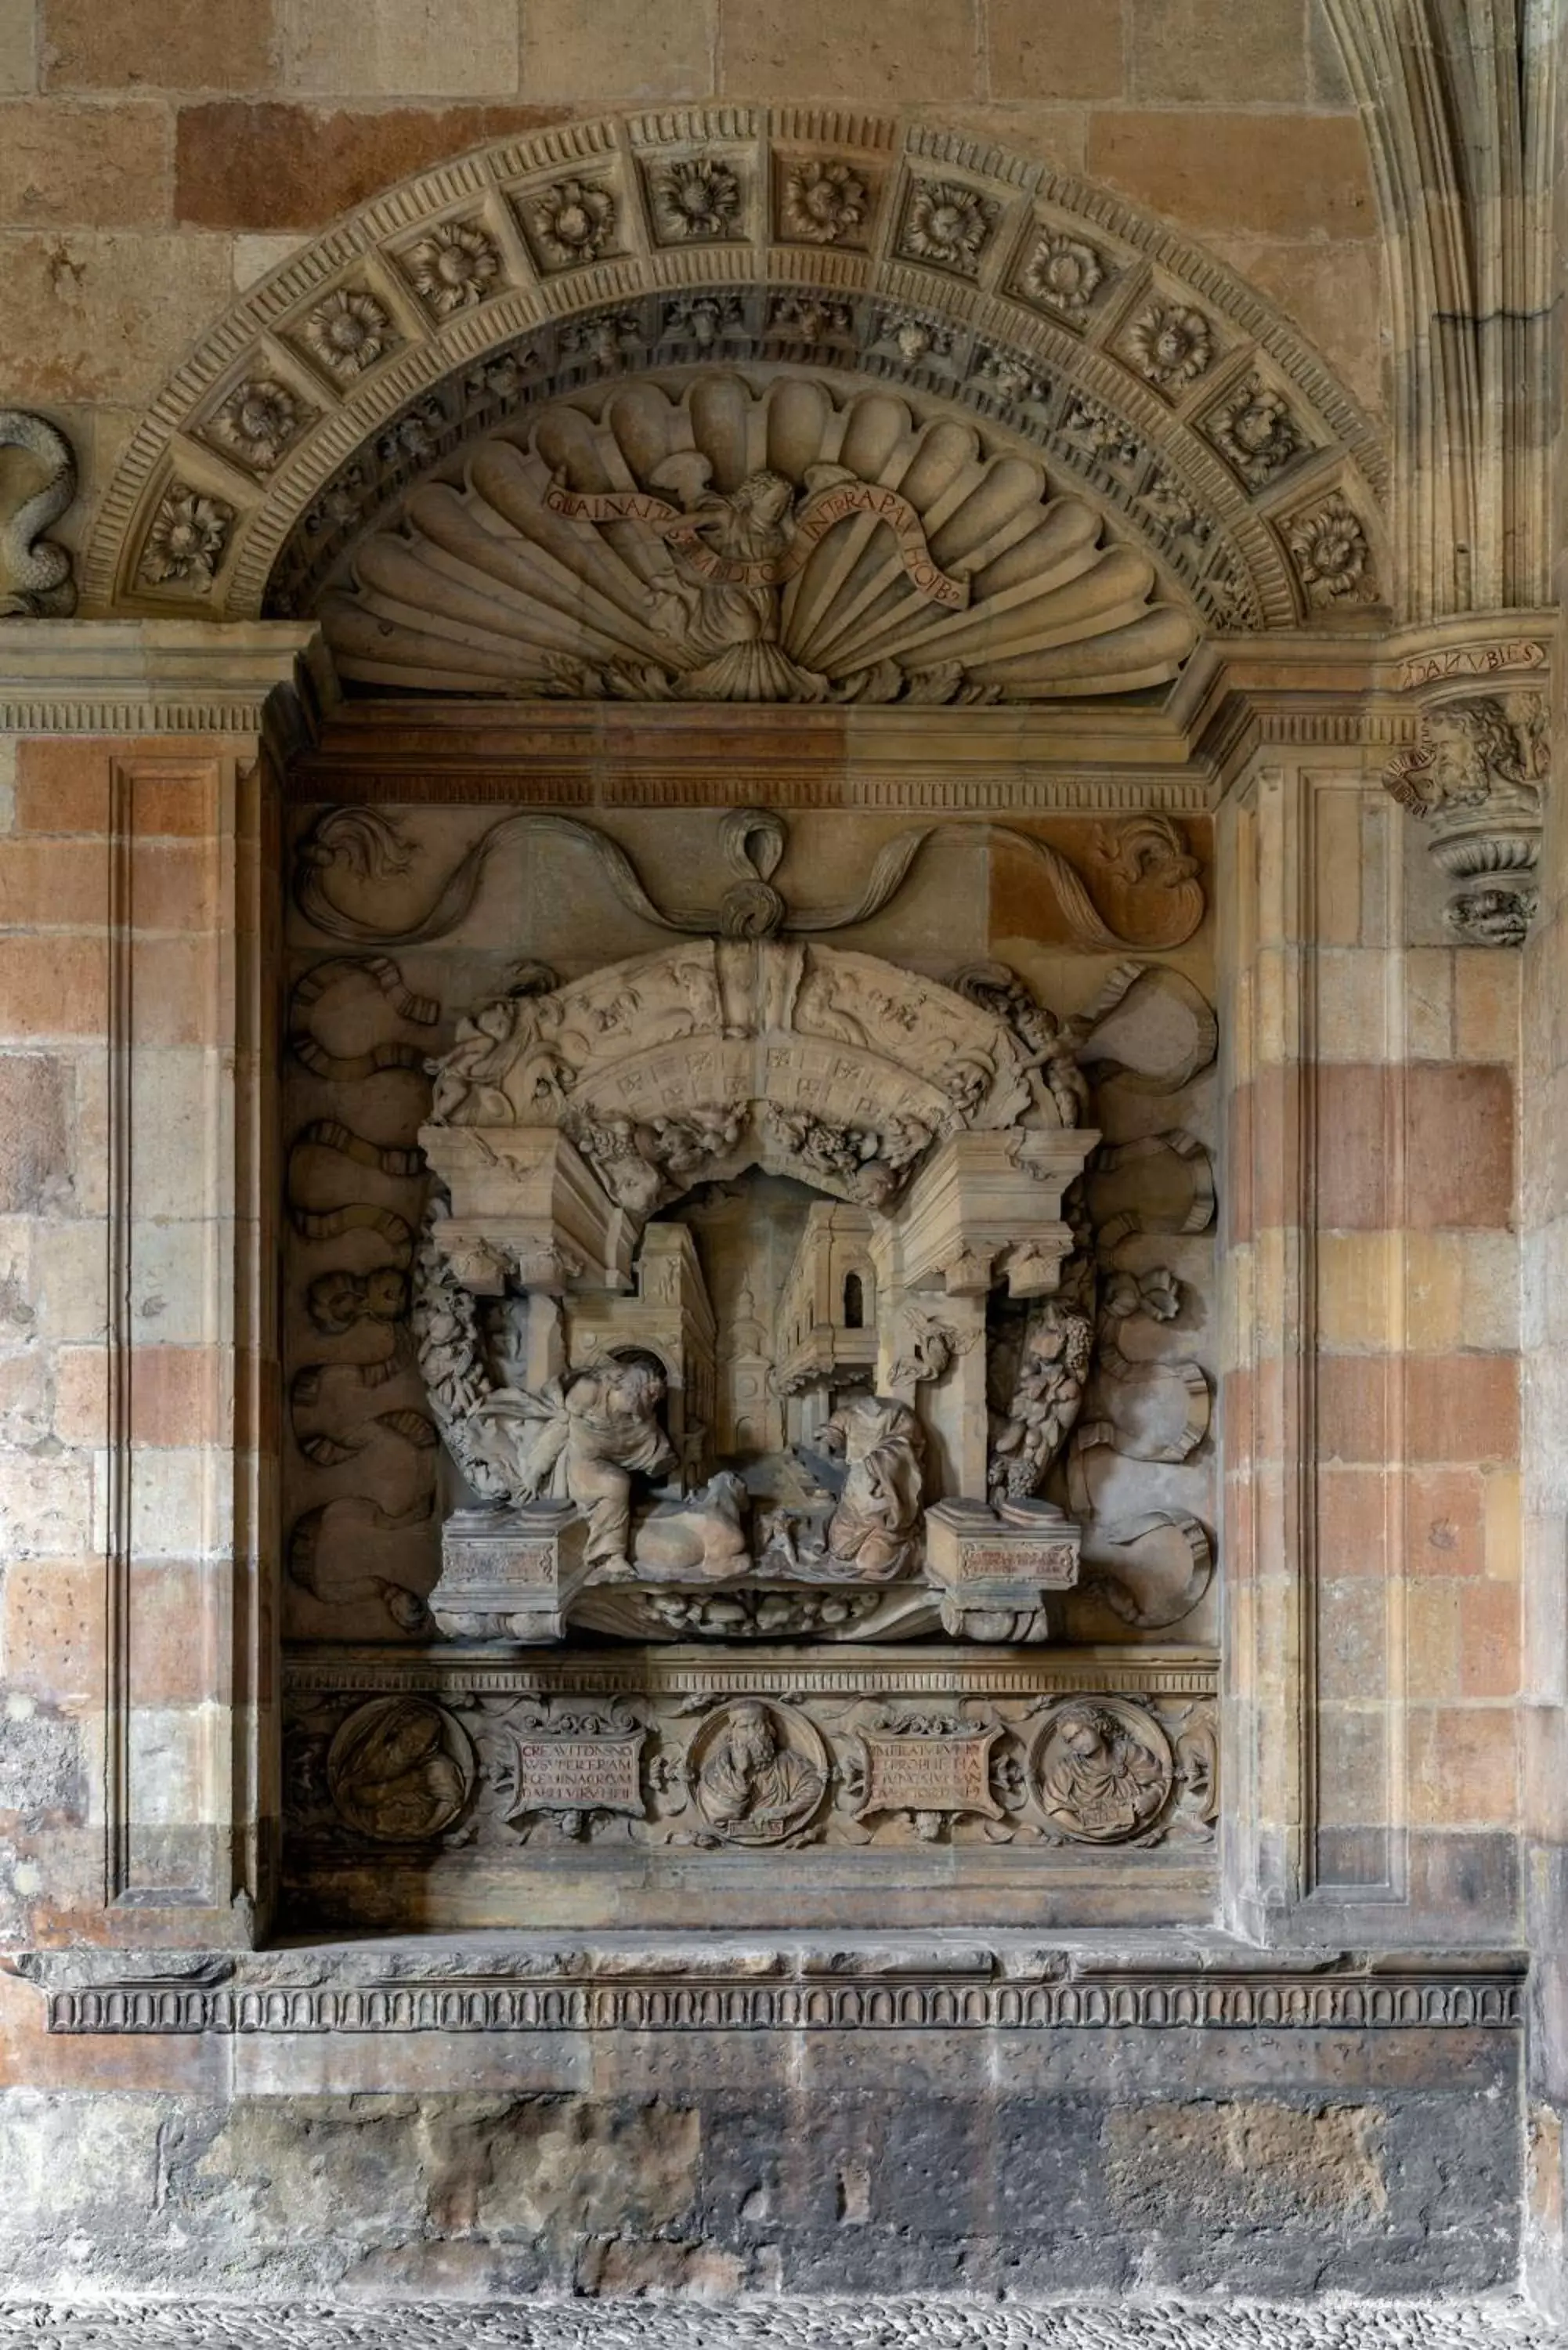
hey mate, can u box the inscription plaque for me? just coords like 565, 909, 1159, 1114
858, 1729, 1003, 1820
513, 1734, 645, 1817
443, 1542, 556, 1590
924, 1500, 1082, 1595
429, 1502, 590, 1644
952, 1541, 1078, 1585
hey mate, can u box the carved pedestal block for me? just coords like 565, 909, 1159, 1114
924, 1497, 1081, 1640
428, 1502, 590, 1642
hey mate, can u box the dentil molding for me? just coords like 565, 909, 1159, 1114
25, 1941, 1524, 2037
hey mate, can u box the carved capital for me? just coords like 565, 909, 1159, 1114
1384, 674, 1547, 947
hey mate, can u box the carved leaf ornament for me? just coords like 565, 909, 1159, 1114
321, 378, 1196, 703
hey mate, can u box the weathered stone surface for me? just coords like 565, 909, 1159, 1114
0, 1054, 69, 1212
0, 228, 233, 403
1129, 0, 1312, 105
985, 0, 1123, 99
1087, 110, 1375, 240
721, 0, 979, 101
42, 0, 276, 90
0, 2005, 1527, 2294
278, 0, 520, 96
174, 103, 571, 229
520, 0, 715, 102
0, 100, 170, 226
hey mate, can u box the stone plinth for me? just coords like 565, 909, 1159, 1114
428, 1502, 590, 1642
924, 1497, 1082, 1640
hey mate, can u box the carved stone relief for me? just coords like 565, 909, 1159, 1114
284, 1657, 1216, 1871
281, 803, 1217, 1672
81, 110, 1384, 634
276, 792, 1218, 1933
317, 377, 1197, 705
0, 410, 77, 616
1385, 685, 1547, 945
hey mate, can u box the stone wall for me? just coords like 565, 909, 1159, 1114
0, 659, 303, 1953
1522, 7, 1568, 2309
0, 1972, 1526, 2298
0, 0, 1560, 2324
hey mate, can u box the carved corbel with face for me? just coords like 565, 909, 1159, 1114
1384, 665, 1548, 947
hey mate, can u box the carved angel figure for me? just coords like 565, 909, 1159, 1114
649, 467, 827, 703
952, 963, 1089, 1128
428, 964, 567, 1124
473, 1359, 675, 1571
817, 1394, 927, 1580
988, 1300, 1093, 1506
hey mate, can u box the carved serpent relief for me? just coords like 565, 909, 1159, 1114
293, 801, 1205, 955
0, 409, 78, 616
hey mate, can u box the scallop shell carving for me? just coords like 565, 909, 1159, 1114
320, 376, 1197, 703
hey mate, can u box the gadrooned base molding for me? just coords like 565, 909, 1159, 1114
0, 2298, 1557, 2350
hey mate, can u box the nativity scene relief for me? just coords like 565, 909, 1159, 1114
281, 804, 1219, 1907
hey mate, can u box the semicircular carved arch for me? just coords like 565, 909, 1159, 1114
85, 108, 1389, 647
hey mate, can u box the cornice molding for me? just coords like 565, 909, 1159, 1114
0, 619, 332, 742
0, 620, 1548, 823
